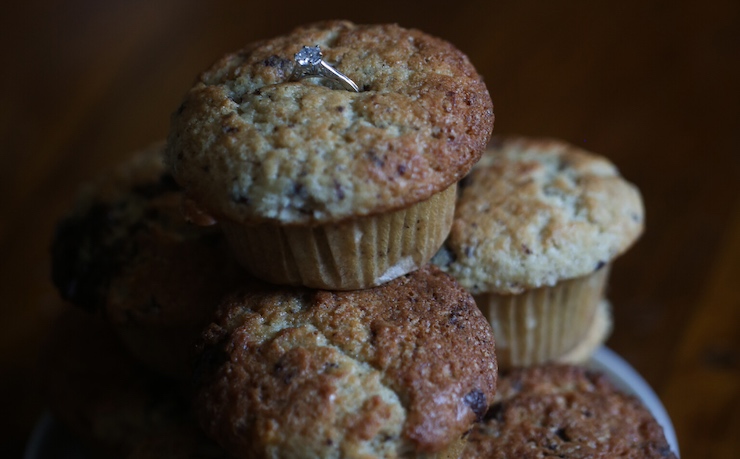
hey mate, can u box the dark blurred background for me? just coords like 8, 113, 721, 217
1, 1, 738, 457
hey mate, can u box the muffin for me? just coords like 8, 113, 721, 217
193, 265, 497, 458
50, 143, 249, 379
433, 136, 643, 368
38, 307, 188, 458
165, 20, 494, 290
462, 365, 677, 458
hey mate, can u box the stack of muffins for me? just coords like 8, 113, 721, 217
42, 20, 676, 459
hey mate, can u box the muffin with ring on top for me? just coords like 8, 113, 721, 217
166, 20, 494, 290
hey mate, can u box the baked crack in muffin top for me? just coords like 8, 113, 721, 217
193, 265, 497, 458
166, 20, 493, 225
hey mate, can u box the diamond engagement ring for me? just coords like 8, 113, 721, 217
291, 45, 360, 92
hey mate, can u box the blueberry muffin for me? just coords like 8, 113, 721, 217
462, 365, 677, 458
434, 137, 643, 368
166, 20, 494, 290
193, 265, 497, 458
51, 143, 249, 379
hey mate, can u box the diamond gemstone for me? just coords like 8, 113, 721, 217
295, 46, 322, 66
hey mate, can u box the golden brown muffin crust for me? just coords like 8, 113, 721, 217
462, 365, 677, 459
194, 266, 497, 458
166, 21, 494, 225
434, 136, 644, 294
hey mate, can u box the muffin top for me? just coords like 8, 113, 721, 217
462, 365, 676, 459
433, 136, 644, 294
50, 143, 249, 377
166, 20, 493, 225
193, 265, 497, 458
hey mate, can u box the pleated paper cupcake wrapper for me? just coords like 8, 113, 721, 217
557, 298, 612, 364
220, 185, 456, 290
475, 266, 610, 369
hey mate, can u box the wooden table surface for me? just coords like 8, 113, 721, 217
1, 1, 738, 457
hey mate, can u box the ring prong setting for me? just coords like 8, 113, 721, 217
291, 45, 360, 93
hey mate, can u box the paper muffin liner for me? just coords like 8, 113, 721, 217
557, 299, 612, 364
220, 185, 456, 290
474, 265, 610, 369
